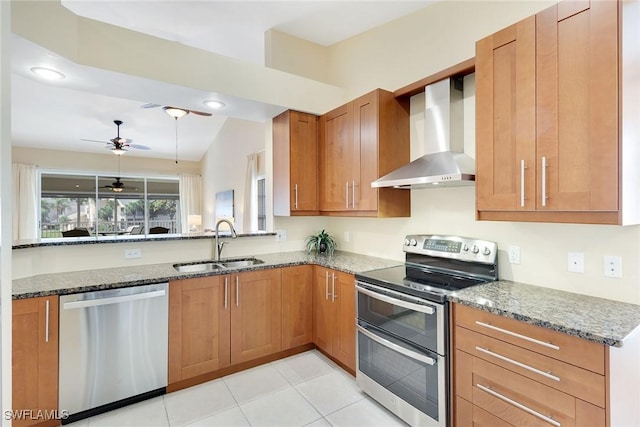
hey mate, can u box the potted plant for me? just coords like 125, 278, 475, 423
305, 229, 337, 256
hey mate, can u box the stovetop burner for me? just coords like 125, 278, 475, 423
355, 234, 498, 303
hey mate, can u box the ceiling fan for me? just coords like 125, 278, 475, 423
100, 156, 138, 193
140, 103, 213, 117
82, 120, 151, 154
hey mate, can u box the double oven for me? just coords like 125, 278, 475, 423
355, 235, 498, 427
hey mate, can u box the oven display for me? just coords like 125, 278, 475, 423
424, 239, 461, 253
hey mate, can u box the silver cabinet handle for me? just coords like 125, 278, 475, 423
235, 276, 240, 307
520, 160, 526, 207
541, 156, 548, 207
224, 276, 228, 309
475, 321, 560, 351
476, 383, 561, 427
352, 181, 356, 208
345, 182, 349, 209
475, 346, 560, 382
45, 299, 50, 343
332, 273, 336, 302
357, 324, 436, 365
63, 290, 166, 310
325, 271, 330, 300
294, 184, 298, 209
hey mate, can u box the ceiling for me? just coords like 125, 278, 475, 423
11, 1, 433, 162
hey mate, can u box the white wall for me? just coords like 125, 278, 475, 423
201, 118, 267, 232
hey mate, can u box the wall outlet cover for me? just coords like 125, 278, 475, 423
603, 255, 622, 278
125, 248, 142, 259
507, 245, 521, 264
276, 230, 287, 241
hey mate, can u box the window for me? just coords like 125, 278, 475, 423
257, 177, 266, 231
40, 172, 179, 238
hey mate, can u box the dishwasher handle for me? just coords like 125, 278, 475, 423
63, 289, 166, 310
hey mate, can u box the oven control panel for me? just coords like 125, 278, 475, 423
403, 234, 498, 264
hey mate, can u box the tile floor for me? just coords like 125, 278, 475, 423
66, 350, 408, 427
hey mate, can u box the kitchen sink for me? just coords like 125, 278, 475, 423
173, 262, 225, 273
218, 257, 265, 268
174, 257, 265, 273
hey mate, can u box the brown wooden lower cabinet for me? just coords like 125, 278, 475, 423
312, 266, 356, 373
281, 265, 313, 349
453, 303, 606, 427
13, 296, 59, 427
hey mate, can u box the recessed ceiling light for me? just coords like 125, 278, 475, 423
30, 67, 65, 80
203, 100, 225, 109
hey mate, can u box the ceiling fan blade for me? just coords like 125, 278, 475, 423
188, 109, 213, 117
140, 103, 162, 109
129, 144, 151, 150
81, 138, 109, 144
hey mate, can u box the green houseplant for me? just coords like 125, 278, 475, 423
305, 229, 337, 256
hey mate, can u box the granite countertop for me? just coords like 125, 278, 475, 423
449, 280, 640, 347
12, 250, 402, 299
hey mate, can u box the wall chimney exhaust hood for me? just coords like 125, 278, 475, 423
372, 77, 475, 189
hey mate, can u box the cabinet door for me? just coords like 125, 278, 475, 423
290, 111, 319, 213
281, 265, 313, 349
320, 103, 355, 211
536, 1, 618, 211
230, 269, 282, 364
13, 296, 59, 427
476, 16, 536, 212
168, 276, 231, 384
332, 270, 356, 372
353, 91, 378, 212
313, 267, 334, 354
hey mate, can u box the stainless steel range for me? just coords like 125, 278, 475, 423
355, 235, 498, 427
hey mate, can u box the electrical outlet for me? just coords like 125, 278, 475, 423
507, 246, 521, 264
567, 252, 584, 273
124, 248, 142, 259
276, 230, 287, 241
344, 231, 350, 242
604, 256, 622, 278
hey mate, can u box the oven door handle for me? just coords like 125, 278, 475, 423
357, 324, 436, 366
356, 284, 435, 315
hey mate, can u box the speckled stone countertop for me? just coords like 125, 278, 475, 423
449, 280, 640, 347
12, 231, 275, 249
12, 250, 401, 299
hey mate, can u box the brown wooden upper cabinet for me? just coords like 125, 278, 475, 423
476, 0, 628, 225
273, 110, 319, 216
319, 89, 410, 217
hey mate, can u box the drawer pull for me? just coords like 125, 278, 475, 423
476, 346, 560, 382
476, 383, 561, 427
475, 321, 560, 351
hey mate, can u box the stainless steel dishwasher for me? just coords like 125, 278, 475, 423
59, 283, 168, 423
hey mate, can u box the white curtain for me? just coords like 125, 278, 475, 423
243, 153, 258, 232
178, 174, 202, 233
12, 163, 38, 241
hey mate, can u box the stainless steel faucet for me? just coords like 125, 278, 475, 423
214, 219, 237, 261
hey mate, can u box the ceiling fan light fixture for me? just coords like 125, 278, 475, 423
203, 100, 225, 109
112, 187, 124, 193
163, 107, 188, 119
30, 67, 65, 80
112, 148, 127, 155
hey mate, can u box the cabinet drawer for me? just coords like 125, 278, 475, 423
472, 356, 589, 427
456, 396, 512, 427
456, 326, 605, 407
454, 304, 605, 374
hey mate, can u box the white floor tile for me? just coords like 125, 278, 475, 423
240, 387, 322, 427
304, 418, 332, 427
273, 351, 336, 385
223, 363, 290, 404
184, 407, 250, 427
164, 379, 237, 426
296, 370, 365, 416
87, 396, 169, 427
326, 398, 408, 427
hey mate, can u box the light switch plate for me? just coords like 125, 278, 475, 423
604, 256, 622, 278
567, 252, 584, 273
